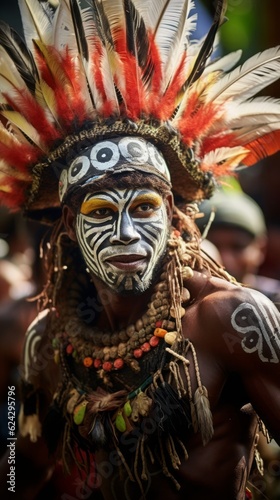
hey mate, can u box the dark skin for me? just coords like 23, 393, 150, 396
86, 275, 279, 500
1, 187, 279, 500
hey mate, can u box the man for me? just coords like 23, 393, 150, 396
198, 190, 280, 308
0, 1, 280, 499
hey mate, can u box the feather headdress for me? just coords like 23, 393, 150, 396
0, 0, 280, 220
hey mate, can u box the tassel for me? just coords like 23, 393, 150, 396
190, 400, 198, 433
149, 381, 191, 434
194, 385, 214, 445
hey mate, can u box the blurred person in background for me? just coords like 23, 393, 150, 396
198, 190, 280, 310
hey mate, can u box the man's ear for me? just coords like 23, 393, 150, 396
165, 192, 174, 222
62, 205, 77, 242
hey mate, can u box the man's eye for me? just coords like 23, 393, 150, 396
90, 207, 113, 218
133, 203, 155, 216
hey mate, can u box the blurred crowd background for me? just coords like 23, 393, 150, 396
0, 1, 279, 499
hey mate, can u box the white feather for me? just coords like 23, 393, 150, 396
80, 2, 120, 112
202, 146, 248, 169
225, 98, 280, 126
0, 47, 27, 90
51, 0, 75, 51
229, 123, 280, 147
18, 0, 53, 51
206, 46, 280, 103
203, 50, 243, 75
135, 0, 197, 40
0, 119, 29, 145
1, 110, 46, 150
152, 0, 195, 89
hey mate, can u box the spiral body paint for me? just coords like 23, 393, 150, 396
231, 298, 280, 363
75, 188, 169, 294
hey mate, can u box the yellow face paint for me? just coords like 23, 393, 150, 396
80, 198, 117, 215
130, 193, 162, 211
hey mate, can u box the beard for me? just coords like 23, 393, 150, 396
115, 248, 167, 297
89, 244, 168, 298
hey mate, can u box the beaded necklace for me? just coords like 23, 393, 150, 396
53, 264, 192, 379
52, 231, 193, 380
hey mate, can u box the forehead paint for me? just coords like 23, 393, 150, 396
75, 188, 169, 293
59, 136, 170, 202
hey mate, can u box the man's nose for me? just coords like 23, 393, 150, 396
110, 212, 140, 244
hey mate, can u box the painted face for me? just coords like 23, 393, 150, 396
75, 188, 170, 294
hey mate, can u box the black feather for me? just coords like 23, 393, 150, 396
182, 0, 227, 90
123, 0, 153, 85
90, 415, 107, 449
70, 0, 89, 61
0, 21, 38, 94
89, 0, 114, 50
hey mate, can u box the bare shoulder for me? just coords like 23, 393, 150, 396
187, 272, 280, 365
191, 272, 279, 318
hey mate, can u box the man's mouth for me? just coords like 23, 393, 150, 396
105, 254, 147, 271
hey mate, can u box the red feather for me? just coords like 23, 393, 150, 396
3, 91, 60, 146
200, 132, 237, 159
35, 46, 84, 131
60, 49, 89, 125
156, 54, 187, 120
179, 95, 220, 148
242, 130, 280, 166
0, 141, 40, 172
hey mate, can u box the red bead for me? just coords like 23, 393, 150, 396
141, 342, 151, 352
149, 336, 160, 347
66, 344, 73, 354
155, 320, 163, 328
103, 361, 113, 371
113, 358, 124, 370
133, 348, 143, 359
93, 359, 102, 369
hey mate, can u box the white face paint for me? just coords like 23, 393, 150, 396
59, 137, 170, 202
75, 188, 170, 294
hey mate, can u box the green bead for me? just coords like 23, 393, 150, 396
115, 412, 126, 432
73, 401, 87, 425
52, 338, 59, 349
124, 401, 132, 417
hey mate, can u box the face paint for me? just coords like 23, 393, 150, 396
59, 137, 170, 202
75, 188, 170, 294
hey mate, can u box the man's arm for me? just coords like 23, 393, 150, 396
210, 286, 280, 444
0, 308, 59, 499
